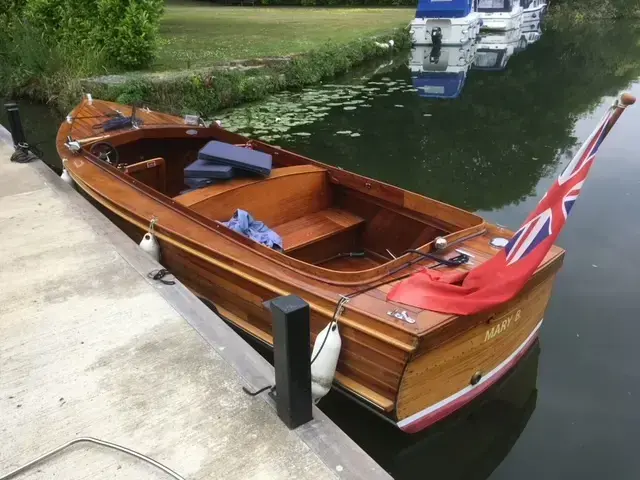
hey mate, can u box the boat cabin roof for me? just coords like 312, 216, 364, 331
416, 0, 474, 18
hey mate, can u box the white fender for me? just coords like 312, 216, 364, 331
139, 232, 160, 261
60, 168, 73, 185
310, 322, 342, 404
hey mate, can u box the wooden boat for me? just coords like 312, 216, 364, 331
57, 97, 565, 434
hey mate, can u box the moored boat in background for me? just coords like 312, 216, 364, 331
522, 0, 547, 24
478, 0, 524, 32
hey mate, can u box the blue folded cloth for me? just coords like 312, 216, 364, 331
222, 209, 283, 250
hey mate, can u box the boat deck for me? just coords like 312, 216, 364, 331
0, 134, 390, 480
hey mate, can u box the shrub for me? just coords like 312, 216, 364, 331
21, 0, 163, 70
97, 0, 164, 69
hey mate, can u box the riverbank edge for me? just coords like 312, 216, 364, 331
71, 27, 410, 118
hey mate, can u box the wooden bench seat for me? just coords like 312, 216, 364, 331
274, 208, 364, 252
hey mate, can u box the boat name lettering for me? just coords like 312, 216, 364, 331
484, 309, 521, 342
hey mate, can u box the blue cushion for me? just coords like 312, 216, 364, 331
184, 177, 219, 189
184, 159, 236, 179
197, 141, 272, 177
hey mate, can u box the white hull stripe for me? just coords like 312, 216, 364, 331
397, 319, 543, 429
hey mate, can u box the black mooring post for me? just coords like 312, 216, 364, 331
269, 295, 313, 429
4, 102, 26, 146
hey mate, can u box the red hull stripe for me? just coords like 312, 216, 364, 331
397, 320, 543, 434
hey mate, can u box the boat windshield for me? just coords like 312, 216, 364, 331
477, 0, 513, 12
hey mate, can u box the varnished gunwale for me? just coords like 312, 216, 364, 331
60, 102, 487, 287
58, 99, 566, 430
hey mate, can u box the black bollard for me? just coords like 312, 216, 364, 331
269, 295, 313, 429
4, 102, 27, 147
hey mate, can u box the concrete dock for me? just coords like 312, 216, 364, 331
0, 129, 391, 479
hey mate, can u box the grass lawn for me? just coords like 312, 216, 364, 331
155, 1, 413, 70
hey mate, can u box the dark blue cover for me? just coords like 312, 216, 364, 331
197, 141, 272, 177
184, 159, 236, 179
416, 0, 473, 18
184, 177, 219, 189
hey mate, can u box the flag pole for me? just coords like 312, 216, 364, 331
603, 93, 636, 138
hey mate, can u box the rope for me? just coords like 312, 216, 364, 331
310, 295, 349, 366
242, 384, 275, 397
149, 217, 158, 235
147, 268, 175, 285
10, 143, 42, 164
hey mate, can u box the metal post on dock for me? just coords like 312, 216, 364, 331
4, 102, 26, 147
269, 295, 313, 429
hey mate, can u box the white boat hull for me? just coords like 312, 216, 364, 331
479, 7, 523, 31
409, 43, 478, 73
523, 2, 546, 23
410, 13, 482, 46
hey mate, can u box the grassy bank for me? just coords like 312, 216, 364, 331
85, 3, 412, 116
156, 3, 413, 70
88, 26, 410, 117
1, 3, 412, 115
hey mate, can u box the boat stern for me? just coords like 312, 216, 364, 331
410, 14, 481, 46
394, 255, 563, 433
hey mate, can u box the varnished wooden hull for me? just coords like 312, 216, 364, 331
58, 99, 565, 433
396, 269, 556, 432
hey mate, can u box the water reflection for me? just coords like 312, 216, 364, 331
211, 21, 640, 214
473, 27, 529, 72
410, 43, 477, 99
321, 341, 541, 480
411, 12, 544, 90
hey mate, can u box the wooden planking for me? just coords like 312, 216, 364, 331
403, 190, 482, 233
123, 157, 166, 192
275, 208, 364, 252
319, 255, 383, 272
396, 272, 557, 421
289, 228, 360, 265
62, 113, 488, 285
159, 240, 408, 399
57, 99, 568, 421
175, 165, 326, 207
186, 168, 332, 226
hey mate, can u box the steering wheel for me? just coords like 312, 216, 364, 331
90, 142, 120, 167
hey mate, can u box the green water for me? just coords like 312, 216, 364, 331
3, 19, 640, 480
217, 20, 640, 480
